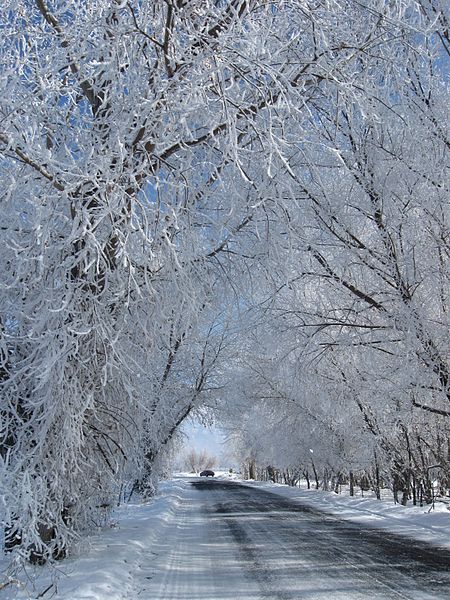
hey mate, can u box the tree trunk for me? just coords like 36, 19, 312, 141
322, 468, 330, 491
349, 471, 354, 497
311, 461, 319, 490
303, 470, 310, 490
374, 454, 381, 500
248, 459, 256, 480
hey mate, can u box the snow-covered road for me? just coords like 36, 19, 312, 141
142, 479, 450, 600
3, 477, 450, 599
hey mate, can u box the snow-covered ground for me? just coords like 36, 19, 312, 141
0, 479, 186, 600
1, 473, 449, 599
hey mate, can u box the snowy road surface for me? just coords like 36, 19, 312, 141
141, 479, 450, 600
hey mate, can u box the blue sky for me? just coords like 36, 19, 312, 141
182, 422, 226, 456
179, 421, 237, 468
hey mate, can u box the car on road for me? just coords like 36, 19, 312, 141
199, 470, 215, 477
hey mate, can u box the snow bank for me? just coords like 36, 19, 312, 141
0, 478, 187, 600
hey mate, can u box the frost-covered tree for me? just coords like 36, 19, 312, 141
184, 448, 217, 474
0, 0, 357, 561
221, 0, 449, 502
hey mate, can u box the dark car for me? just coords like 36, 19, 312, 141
199, 470, 215, 477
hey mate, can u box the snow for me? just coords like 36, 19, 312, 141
1, 473, 449, 599
0, 479, 186, 600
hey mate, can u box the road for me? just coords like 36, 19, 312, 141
140, 479, 450, 600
